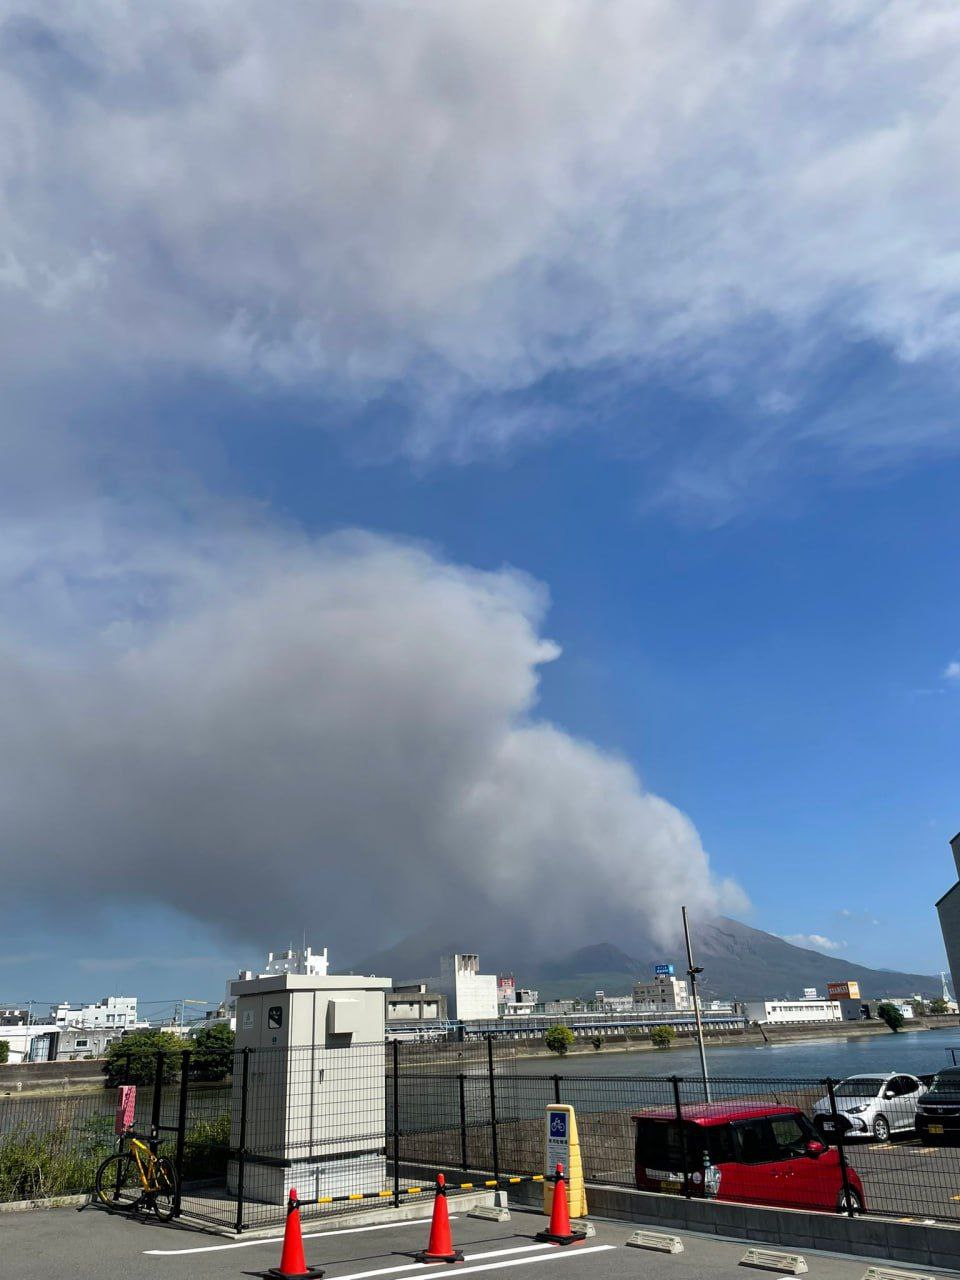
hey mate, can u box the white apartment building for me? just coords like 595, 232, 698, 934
633, 972, 691, 1012
51, 995, 138, 1030
437, 954, 498, 1021
744, 998, 843, 1026
262, 946, 329, 978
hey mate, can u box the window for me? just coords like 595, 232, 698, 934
769, 1114, 812, 1159
733, 1119, 777, 1164
894, 1076, 918, 1095
75, 1038, 89, 1048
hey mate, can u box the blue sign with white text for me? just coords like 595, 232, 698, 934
654, 963, 675, 976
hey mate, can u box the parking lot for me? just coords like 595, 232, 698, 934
3, 1201, 946, 1280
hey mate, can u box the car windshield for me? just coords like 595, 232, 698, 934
929, 1071, 960, 1097
834, 1077, 886, 1098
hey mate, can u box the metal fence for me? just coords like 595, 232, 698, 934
6, 1042, 960, 1231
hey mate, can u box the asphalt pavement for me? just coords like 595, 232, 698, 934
4, 1201, 954, 1280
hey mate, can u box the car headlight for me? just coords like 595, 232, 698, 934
846, 1105, 868, 1114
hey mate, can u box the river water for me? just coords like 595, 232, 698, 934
507, 1026, 960, 1081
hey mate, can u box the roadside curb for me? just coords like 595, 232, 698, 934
0, 1194, 89, 1213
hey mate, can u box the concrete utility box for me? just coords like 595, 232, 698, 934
228, 972, 391, 1205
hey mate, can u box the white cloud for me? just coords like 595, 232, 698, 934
2, 3, 960, 496
944, 662, 960, 680
783, 933, 847, 954
0, 510, 745, 957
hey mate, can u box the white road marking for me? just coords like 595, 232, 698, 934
305, 1243, 553, 1280
410, 1244, 617, 1277
143, 1214, 447, 1255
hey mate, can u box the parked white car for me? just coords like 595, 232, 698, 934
812, 1073, 927, 1142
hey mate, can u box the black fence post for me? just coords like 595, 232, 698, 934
173, 1050, 190, 1217
486, 1035, 500, 1184
458, 1073, 468, 1171
553, 1075, 561, 1105
672, 1076, 691, 1199
826, 1078, 855, 1218
150, 1052, 164, 1155
123, 1052, 132, 1087
234, 1048, 250, 1235
392, 1039, 401, 1207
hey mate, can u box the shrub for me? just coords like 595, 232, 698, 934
102, 1029, 186, 1087
651, 1025, 676, 1049
0, 1040, 9, 1065
877, 1002, 905, 1032
930, 997, 950, 1016
544, 1025, 575, 1055
590, 1036, 603, 1051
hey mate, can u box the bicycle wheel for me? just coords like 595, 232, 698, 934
95, 1153, 142, 1211
151, 1157, 179, 1221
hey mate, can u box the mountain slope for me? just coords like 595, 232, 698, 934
352, 917, 941, 1001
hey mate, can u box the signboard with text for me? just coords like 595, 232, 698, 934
654, 963, 675, 976
543, 1104, 588, 1218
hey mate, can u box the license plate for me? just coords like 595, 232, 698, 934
822, 1121, 835, 1130
929, 1124, 945, 1134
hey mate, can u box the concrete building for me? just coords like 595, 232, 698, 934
937, 832, 960, 1003
386, 983, 447, 1021
0, 1008, 29, 1026
51, 995, 138, 1030
744, 997, 843, 1026
262, 946, 329, 978
436, 954, 498, 1021
633, 971, 691, 1012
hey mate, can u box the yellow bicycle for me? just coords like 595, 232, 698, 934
94, 1129, 179, 1221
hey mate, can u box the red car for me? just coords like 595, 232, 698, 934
633, 1102, 865, 1214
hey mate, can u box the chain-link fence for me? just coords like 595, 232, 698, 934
7, 1042, 960, 1231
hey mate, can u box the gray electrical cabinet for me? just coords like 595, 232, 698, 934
228, 972, 391, 1205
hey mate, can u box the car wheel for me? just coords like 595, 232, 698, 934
838, 1189, 863, 1215
873, 1115, 890, 1142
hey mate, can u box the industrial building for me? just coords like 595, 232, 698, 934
436, 953, 498, 1020
386, 983, 447, 1022
937, 832, 960, 1003
744, 997, 843, 1026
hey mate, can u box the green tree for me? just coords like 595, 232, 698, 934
929, 997, 950, 1016
0, 1040, 8, 1064
912, 999, 926, 1017
651, 1024, 676, 1049
544, 1024, 575, 1055
877, 1002, 905, 1033
102, 1029, 186, 1087
190, 1023, 235, 1080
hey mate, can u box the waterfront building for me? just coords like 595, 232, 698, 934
387, 983, 448, 1021
744, 997, 843, 1026
633, 970, 691, 1012
436, 953, 498, 1020
937, 832, 960, 1003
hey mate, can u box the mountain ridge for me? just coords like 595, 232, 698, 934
352, 916, 942, 1001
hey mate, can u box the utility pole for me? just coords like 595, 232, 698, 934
682, 905, 710, 1102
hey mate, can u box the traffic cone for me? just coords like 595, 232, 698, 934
266, 1189, 325, 1278
536, 1164, 586, 1246
415, 1174, 464, 1264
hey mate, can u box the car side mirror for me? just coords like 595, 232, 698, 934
806, 1140, 826, 1158
883, 1090, 895, 1099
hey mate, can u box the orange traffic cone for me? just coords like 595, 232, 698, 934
536, 1164, 586, 1246
415, 1174, 464, 1264
266, 1189, 325, 1278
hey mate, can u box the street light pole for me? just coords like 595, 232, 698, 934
682, 905, 710, 1102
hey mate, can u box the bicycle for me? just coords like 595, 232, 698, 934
94, 1129, 179, 1221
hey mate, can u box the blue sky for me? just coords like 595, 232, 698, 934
1, 4, 959, 1009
